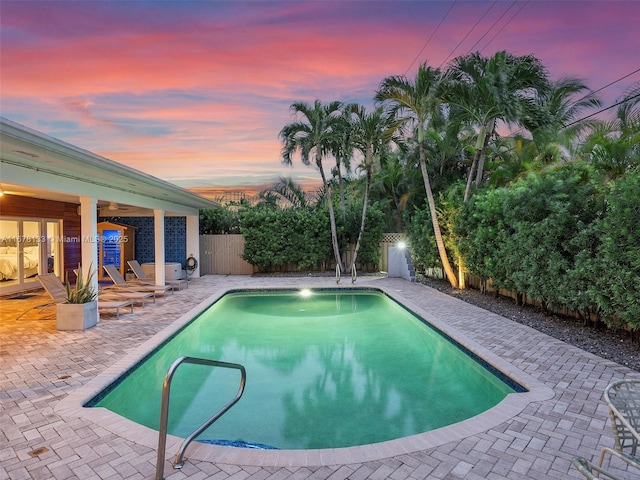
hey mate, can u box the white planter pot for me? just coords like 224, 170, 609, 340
56, 301, 98, 331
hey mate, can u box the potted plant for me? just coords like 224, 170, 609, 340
56, 264, 99, 330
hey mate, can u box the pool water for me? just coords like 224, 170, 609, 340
91, 290, 520, 450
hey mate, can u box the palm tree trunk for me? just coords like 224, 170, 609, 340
337, 158, 347, 222
352, 151, 372, 274
463, 151, 479, 202
418, 142, 458, 288
464, 124, 487, 202
318, 157, 344, 273
474, 119, 495, 187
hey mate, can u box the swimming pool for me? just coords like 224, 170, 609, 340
87, 289, 525, 450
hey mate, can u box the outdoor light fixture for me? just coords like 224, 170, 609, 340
397, 241, 406, 250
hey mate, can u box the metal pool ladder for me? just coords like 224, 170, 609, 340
155, 356, 247, 480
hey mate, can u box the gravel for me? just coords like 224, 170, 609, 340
417, 275, 640, 372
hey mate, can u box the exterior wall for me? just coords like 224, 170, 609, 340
100, 216, 187, 265
0, 194, 80, 277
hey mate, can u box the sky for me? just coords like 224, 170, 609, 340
1, 0, 639, 200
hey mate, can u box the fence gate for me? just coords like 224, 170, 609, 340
199, 234, 254, 275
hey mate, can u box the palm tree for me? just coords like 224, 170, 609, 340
444, 51, 551, 201
349, 104, 403, 275
579, 82, 640, 178
331, 104, 357, 221
280, 100, 345, 273
376, 63, 459, 288
257, 177, 309, 209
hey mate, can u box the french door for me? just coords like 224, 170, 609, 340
0, 218, 63, 295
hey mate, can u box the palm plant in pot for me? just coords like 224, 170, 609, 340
56, 264, 99, 330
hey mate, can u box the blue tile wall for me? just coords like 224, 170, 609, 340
100, 216, 187, 266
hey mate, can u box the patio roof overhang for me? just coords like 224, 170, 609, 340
0, 117, 220, 215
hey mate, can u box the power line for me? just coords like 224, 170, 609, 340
465, 1, 517, 55
405, 1, 457, 75
564, 92, 640, 128
572, 67, 640, 106
479, 0, 529, 53
439, 0, 498, 68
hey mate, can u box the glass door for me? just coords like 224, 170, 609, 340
0, 218, 63, 295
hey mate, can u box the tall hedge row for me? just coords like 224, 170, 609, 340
239, 202, 385, 272
455, 164, 640, 329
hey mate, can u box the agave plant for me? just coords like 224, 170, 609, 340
65, 264, 98, 304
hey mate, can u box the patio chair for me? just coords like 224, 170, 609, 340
37, 273, 68, 305
72, 268, 156, 308
598, 379, 640, 472
573, 457, 628, 480
103, 264, 173, 297
17, 272, 69, 319
97, 298, 134, 319
127, 260, 187, 290
37, 272, 137, 318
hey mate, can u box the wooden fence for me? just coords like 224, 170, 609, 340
199, 234, 254, 275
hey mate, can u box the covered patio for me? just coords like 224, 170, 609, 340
0, 118, 219, 298
1, 275, 637, 479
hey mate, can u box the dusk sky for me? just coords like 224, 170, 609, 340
1, 1, 639, 200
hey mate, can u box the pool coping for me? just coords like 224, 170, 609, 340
55, 284, 555, 467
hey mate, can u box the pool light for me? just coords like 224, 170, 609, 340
299, 289, 312, 297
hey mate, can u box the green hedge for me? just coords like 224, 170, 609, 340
454, 164, 640, 329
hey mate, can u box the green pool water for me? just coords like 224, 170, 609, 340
91, 289, 520, 450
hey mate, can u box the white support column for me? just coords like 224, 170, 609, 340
153, 209, 166, 286
186, 214, 200, 278
79, 196, 99, 324
78, 197, 98, 282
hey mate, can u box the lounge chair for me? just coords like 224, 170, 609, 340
127, 260, 187, 290
598, 379, 640, 472
38, 272, 136, 318
72, 268, 156, 309
573, 457, 628, 480
103, 264, 174, 297
37, 273, 68, 306
97, 299, 134, 319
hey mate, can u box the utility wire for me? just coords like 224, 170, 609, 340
500, 67, 640, 139
439, 0, 498, 68
571, 67, 640, 106
465, 1, 517, 55
480, 0, 529, 53
564, 92, 640, 127
405, 1, 457, 75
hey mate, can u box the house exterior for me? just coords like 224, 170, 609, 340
0, 117, 220, 296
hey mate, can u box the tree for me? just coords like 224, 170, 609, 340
376, 63, 459, 288
579, 82, 640, 179
257, 177, 309, 210
280, 100, 345, 273
444, 51, 551, 201
349, 104, 402, 274
331, 104, 357, 221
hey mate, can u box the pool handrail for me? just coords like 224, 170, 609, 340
155, 356, 246, 480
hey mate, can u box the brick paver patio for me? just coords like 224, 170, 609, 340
1, 275, 638, 479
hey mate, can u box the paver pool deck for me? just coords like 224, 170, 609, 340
1, 275, 638, 480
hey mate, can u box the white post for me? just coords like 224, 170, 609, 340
186, 214, 200, 278
154, 209, 166, 286
79, 196, 99, 324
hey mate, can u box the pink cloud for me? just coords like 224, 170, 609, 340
1, 0, 638, 192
